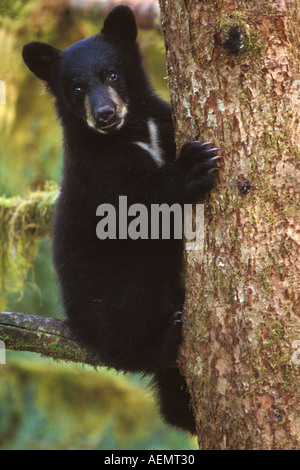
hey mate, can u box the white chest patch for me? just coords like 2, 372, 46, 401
134, 119, 164, 167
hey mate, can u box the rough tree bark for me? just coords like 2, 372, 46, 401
159, 0, 300, 450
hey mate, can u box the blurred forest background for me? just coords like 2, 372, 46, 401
0, 0, 196, 450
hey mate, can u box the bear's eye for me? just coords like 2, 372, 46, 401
73, 85, 83, 96
108, 72, 118, 82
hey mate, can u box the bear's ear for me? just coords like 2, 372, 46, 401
101, 6, 137, 43
22, 41, 61, 82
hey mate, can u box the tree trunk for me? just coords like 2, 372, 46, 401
159, 0, 300, 450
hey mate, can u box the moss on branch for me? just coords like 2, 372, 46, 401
0, 182, 58, 308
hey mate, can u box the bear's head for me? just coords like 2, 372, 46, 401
22, 6, 147, 134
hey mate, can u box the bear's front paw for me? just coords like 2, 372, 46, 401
178, 141, 221, 173
173, 310, 183, 325
177, 141, 221, 200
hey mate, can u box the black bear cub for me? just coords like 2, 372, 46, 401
23, 6, 220, 433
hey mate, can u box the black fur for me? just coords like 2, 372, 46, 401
22, 6, 219, 434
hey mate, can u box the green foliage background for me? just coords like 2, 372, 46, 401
0, 0, 196, 450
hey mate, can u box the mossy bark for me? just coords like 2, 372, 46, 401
159, 0, 300, 449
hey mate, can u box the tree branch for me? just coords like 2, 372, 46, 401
0, 312, 101, 368
68, 0, 160, 29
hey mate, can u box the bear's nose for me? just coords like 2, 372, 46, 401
95, 106, 116, 127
